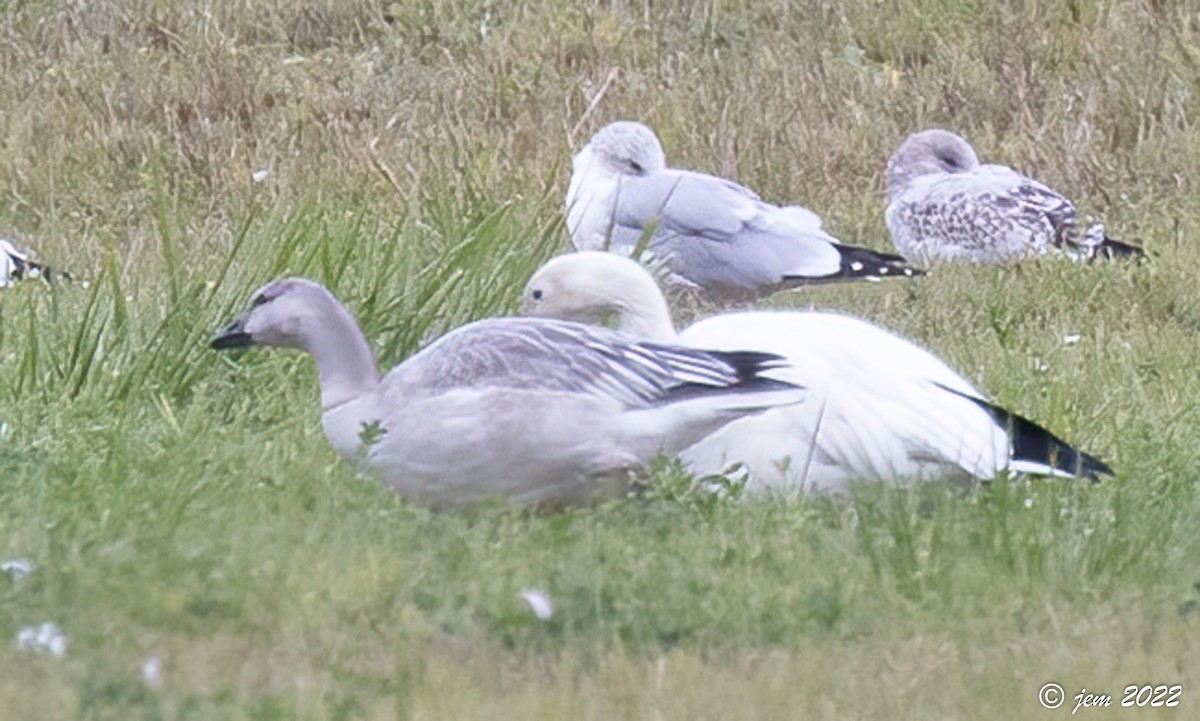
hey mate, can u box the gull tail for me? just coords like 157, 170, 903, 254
783, 244, 924, 285
1068, 223, 1145, 262
1, 240, 72, 287
1090, 235, 1144, 261
942, 386, 1112, 481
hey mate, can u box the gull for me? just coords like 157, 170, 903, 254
886, 129, 1143, 265
523, 252, 1112, 493
566, 121, 919, 299
211, 278, 803, 509
1, 238, 68, 288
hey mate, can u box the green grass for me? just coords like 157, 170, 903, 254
2, 0, 1200, 718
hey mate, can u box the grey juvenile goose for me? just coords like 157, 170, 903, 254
211, 278, 803, 509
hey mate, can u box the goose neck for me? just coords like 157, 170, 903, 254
617, 295, 677, 342
307, 317, 381, 411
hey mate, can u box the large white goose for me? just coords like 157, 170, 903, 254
211, 278, 803, 509
522, 252, 1111, 493
566, 121, 919, 299
885, 129, 1142, 266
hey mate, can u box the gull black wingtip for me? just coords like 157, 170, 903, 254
781, 245, 925, 286
210, 323, 253, 350
1096, 235, 1146, 262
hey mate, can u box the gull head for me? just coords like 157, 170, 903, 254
211, 278, 348, 352
583, 121, 667, 177
886, 129, 981, 195
522, 252, 675, 340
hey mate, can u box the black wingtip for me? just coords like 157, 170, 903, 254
703, 349, 791, 384
782, 245, 925, 285
1005, 410, 1113, 481
942, 386, 1113, 481
25, 260, 73, 285
4, 251, 72, 286
657, 348, 800, 403
1094, 236, 1145, 261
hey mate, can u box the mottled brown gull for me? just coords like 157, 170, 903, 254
886, 129, 1142, 265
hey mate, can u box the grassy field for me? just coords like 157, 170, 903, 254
2, 0, 1200, 718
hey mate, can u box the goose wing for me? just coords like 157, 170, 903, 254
383, 317, 792, 409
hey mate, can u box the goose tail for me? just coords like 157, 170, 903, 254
949, 389, 1112, 481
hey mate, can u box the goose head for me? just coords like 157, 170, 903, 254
211, 278, 368, 356
522, 252, 676, 341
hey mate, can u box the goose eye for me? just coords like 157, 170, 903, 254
531, 289, 543, 301
628, 160, 644, 174
252, 293, 271, 308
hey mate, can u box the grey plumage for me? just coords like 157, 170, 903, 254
211, 279, 803, 509
383, 317, 791, 408
567, 121, 919, 298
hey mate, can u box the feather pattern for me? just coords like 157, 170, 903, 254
385, 317, 788, 408
886, 129, 1143, 264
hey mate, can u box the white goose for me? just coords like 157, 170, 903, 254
523, 252, 1111, 493
886, 129, 1142, 265
211, 278, 803, 509
566, 121, 919, 299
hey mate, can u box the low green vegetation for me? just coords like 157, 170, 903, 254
1, 1, 1199, 718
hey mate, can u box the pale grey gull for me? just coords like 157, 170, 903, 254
566, 121, 919, 299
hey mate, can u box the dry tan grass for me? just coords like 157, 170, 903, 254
3, 1, 1196, 268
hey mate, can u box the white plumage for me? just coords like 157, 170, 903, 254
523, 252, 1111, 493
211, 278, 803, 509
885, 129, 1142, 265
566, 121, 918, 298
